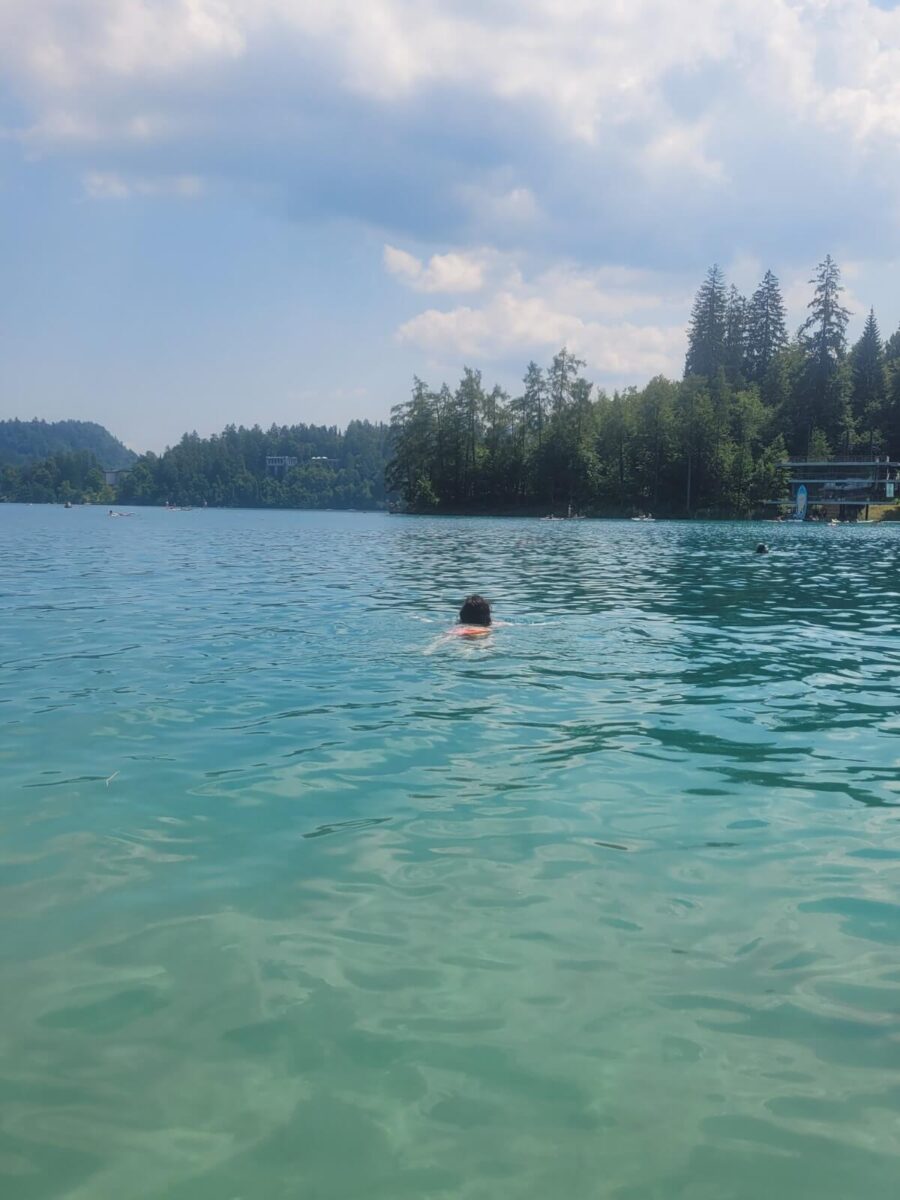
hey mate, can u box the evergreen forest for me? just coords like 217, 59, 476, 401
118, 421, 391, 509
0, 421, 392, 508
388, 257, 900, 516
0, 419, 136, 469
0, 451, 118, 506
4, 256, 900, 517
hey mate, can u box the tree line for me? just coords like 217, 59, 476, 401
0, 450, 116, 505
0, 421, 392, 508
4, 257, 899, 515
387, 256, 900, 516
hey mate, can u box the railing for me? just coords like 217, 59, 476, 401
788, 473, 898, 486
782, 456, 899, 466
818, 492, 877, 502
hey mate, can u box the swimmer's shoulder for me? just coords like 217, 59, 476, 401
454, 625, 492, 638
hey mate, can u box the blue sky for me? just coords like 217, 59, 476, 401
2, 0, 900, 452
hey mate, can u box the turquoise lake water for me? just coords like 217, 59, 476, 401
2, 503, 900, 1199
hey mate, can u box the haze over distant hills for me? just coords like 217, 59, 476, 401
0, 419, 136, 470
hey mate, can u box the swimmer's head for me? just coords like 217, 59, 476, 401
755, 543, 769, 554
459, 594, 491, 626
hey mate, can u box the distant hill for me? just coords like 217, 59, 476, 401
0, 419, 136, 469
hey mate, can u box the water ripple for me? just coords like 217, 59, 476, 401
2, 506, 900, 1198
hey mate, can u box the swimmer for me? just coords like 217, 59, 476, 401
455, 593, 492, 637
755, 542, 769, 554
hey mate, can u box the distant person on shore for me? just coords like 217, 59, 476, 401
456, 594, 492, 637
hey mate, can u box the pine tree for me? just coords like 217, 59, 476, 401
746, 270, 788, 382
730, 388, 767, 514
677, 375, 708, 513
883, 361, 900, 460
432, 382, 455, 497
798, 255, 852, 451
884, 323, 900, 367
547, 348, 586, 415
684, 265, 727, 378
482, 383, 511, 498
522, 361, 547, 450
723, 285, 748, 384
763, 344, 802, 414
597, 390, 633, 505
387, 377, 437, 503
800, 255, 850, 369
455, 367, 485, 500
849, 309, 886, 446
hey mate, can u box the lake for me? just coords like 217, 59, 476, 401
2, 503, 900, 1199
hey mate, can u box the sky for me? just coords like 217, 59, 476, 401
1, 0, 900, 453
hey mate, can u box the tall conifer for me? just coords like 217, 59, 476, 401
684, 265, 727, 379
522, 361, 547, 449
548, 348, 586, 415
746, 270, 788, 382
723, 285, 748, 383
849, 309, 886, 440
798, 255, 852, 450
800, 255, 850, 368
883, 362, 900, 460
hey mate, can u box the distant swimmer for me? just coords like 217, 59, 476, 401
755, 542, 769, 554
455, 593, 492, 637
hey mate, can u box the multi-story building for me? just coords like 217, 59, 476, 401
775, 455, 900, 521
265, 456, 298, 475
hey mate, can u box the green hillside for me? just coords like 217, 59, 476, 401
0, 419, 136, 469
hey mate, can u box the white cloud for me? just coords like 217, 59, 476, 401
6, 1, 900, 153
385, 247, 690, 318
534, 264, 690, 320
82, 170, 204, 199
642, 121, 726, 186
20, 109, 184, 150
394, 255, 688, 381
457, 183, 541, 230
1, 0, 245, 89
397, 295, 684, 380
82, 170, 131, 199
3, 0, 900, 335
383, 244, 486, 293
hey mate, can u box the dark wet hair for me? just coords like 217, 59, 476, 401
755, 543, 769, 554
459, 594, 491, 625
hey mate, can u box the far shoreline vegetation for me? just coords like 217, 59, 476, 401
3, 257, 899, 519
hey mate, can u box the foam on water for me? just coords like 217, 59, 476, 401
2, 505, 900, 1199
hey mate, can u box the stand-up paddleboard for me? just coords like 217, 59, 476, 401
793, 484, 808, 522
